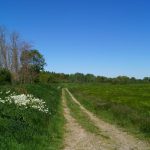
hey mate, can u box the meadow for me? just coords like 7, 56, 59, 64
0, 84, 64, 150
1, 82, 150, 149
69, 83, 150, 141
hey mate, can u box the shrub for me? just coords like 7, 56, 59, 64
0, 68, 11, 85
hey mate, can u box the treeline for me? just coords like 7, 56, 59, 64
39, 72, 150, 84
1, 25, 149, 85
0, 26, 45, 84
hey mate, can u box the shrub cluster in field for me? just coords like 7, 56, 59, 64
0, 90, 49, 113
0, 84, 64, 150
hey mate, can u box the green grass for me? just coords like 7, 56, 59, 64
68, 83, 150, 141
0, 84, 64, 150
64, 89, 106, 137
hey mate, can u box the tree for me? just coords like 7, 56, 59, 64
10, 32, 20, 73
20, 49, 46, 83
0, 26, 8, 69
96, 76, 108, 83
0, 25, 47, 84
0, 68, 11, 84
143, 77, 150, 82
112, 76, 130, 84
85, 74, 96, 82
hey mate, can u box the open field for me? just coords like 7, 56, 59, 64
63, 88, 149, 149
1, 83, 150, 149
68, 83, 150, 141
0, 84, 64, 150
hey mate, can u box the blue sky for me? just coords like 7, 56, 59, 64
0, 0, 150, 78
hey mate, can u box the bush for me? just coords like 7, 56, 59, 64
0, 84, 64, 149
0, 68, 11, 85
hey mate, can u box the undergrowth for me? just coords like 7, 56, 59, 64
0, 84, 64, 150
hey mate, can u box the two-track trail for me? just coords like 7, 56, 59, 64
62, 88, 149, 150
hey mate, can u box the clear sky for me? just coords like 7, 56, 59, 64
0, 0, 150, 78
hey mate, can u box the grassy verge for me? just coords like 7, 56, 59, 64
0, 84, 64, 150
68, 83, 150, 141
64, 89, 106, 137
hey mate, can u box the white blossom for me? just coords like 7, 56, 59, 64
0, 91, 49, 114
6, 90, 11, 94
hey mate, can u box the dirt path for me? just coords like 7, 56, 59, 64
62, 88, 116, 150
65, 89, 150, 150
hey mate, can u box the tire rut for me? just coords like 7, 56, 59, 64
65, 88, 150, 150
62, 88, 116, 150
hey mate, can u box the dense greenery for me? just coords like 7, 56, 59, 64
2, 68, 149, 86
39, 71, 150, 84
68, 83, 150, 140
20, 50, 46, 83
0, 84, 64, 150
0, 26, 46, 84
0, 68, 11, 85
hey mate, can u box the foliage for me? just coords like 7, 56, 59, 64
0, 68, 11, 85
40, 71, 150, 84
20, 50, 46, 83
0, 84, 64, 150
28, 50, 46, 72
0, 25, 46, 84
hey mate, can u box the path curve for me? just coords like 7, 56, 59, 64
62, 88, 116, 150
65, 88, 150, 150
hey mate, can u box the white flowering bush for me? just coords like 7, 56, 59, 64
0, 84, 63, 150
0, 90, 49, 113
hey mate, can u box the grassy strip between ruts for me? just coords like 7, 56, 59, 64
64, 89, 108, 138
0, 84, 65, 150
68, 83, 150, 142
